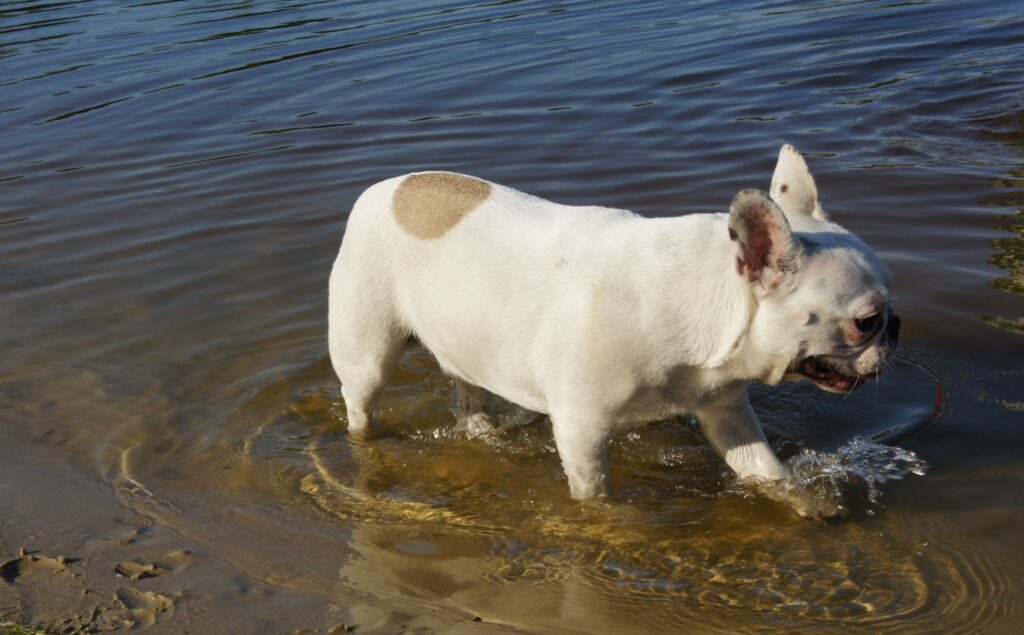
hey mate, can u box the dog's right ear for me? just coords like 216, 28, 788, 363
728, 189, 802, 292
770, 144, 828, 221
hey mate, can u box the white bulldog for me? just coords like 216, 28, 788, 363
328, 145, 900, 518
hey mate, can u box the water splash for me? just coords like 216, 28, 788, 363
770, 438, 928, 517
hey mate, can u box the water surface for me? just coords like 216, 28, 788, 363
2, 0, 1023, 632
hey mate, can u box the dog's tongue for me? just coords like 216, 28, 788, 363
801, 357, 859, 391
833, 376, 853, 391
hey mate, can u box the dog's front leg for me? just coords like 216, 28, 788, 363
696, 388, 787, 482
550, 412, 610, 500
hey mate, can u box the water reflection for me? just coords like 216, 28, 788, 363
979, 165, 1024, 334
309, 405, 946, 630
170, 348, 952, 630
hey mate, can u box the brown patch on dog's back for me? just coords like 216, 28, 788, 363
393, 172, 491, 239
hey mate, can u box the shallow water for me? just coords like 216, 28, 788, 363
2, 0, 1023, 632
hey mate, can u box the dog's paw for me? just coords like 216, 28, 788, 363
463, 412, 499, 439
797, 500, 849, 523
753, 478, 850, 523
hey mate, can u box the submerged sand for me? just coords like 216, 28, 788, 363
0, 432, 504, 634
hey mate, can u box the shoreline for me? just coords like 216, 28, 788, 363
0, 432, 508, 634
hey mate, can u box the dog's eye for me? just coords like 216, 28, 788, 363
854, 312, 880, 334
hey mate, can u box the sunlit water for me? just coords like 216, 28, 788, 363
2, 0, 1023, 632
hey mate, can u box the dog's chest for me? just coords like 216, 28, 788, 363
610, 366, 712, 426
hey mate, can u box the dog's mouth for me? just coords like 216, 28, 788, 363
794, 356, 866, 393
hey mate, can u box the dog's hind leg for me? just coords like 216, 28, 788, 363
335, 332, 406, 437
550, 412, 611, 500
328, 254, 407, 438
454, 378, 496, 437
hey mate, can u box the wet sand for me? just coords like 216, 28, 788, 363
0, 431, 512, 634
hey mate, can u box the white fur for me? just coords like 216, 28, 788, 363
328, 145, 895, 512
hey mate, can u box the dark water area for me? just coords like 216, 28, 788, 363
2, 0, 1023, 632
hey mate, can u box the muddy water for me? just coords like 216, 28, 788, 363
2, 0, 1023, 632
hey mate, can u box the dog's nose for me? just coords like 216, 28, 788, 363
886, 313, 901, 346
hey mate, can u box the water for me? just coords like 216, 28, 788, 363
2, 0, 1023, 632
774, 438, 928, 514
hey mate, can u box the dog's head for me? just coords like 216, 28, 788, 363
728, 145, 899, 392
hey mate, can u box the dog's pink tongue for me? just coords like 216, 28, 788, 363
834, 375, 859, 391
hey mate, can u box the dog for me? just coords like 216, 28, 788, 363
327, 145, 899, 518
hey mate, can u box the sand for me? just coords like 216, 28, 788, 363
0, 432, 506, 634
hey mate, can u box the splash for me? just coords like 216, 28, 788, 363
770, 438, 928, 517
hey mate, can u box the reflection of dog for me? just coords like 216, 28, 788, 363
328, 145, 899, 517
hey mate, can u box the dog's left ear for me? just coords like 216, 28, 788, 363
728, 189, 802, 292
770, 144, 828, 221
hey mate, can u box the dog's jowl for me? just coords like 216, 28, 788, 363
328, 145, 899, 518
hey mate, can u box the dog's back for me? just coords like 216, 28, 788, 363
329, 172, 638, 415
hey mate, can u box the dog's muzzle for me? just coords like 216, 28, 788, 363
795, 311, 901, 393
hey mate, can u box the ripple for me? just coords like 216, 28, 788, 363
752, 354, 946, 450
204, 355, 948, 629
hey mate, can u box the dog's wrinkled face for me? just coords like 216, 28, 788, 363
728, 145, 899, 392
772, 234, 898, 392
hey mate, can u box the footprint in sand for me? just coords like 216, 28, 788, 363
114, 586, 176, 628
0, 551, 76, 583
114, 548, 192, 581
114, 560, 170, 581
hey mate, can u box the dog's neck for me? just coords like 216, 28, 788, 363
603, 212, 758, 378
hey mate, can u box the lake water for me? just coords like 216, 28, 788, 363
2, 0, 1023, 632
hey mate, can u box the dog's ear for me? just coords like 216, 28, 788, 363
728, 189, 802, 291
769, 144, 828, 221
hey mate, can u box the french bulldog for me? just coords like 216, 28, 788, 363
327, 145, 899, 518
